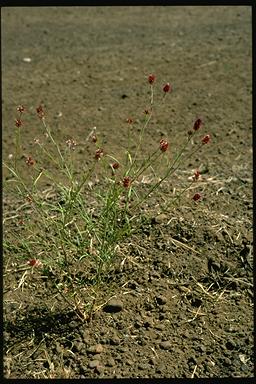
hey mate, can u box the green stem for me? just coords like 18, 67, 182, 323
131, 135, 202, 210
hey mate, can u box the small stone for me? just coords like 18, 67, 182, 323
156, 295, 167, 305
95, 344, 104, 354
103, 299, 123, 313
81, 330, 90, 343
143, 317, 153, 329
152, 214, 168, 224
188, 356, 197, 365
93, 354, 102, 360
226, 340, 236, 350
88, 360, 100, 369
96, 365, 104, 374
87, 344, 104, 354
138, 363, 148, 370
159, 341, 172, 350
151, 271, 161, 279
223, 357, 232, 366
70, 320, 79, 329
159, 305, 168, 313
73, 341, 84, 352
106, 357, 115, 367
127, 281, 138, 289
126, 359, 133, 366
197, 345, 206, 353
155, 324, 165, 331
109, 336, 120, 346
149, 358, 155, 365
3, 332, 10, 341
118, 346, 129, 353
138, 338, 147, 346
55, 343, 63, 354
191, 297, 202, 308
145, 303, 154, 311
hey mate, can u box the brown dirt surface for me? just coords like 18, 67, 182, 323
2, 6, 253, 379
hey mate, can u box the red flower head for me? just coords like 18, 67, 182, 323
26, 156, 35, 166
123, 176, 131, 188
15, 119, 23, 128
17, 105, 25, 113
193, 118, 203, 131
148, 74, 156, 85
112, 162, 120, 170
36, 105, 45, 119
159, 139, 169, 152
163, 83, 171, 93
27, 259, 42, 267
126, 117, 133, 124
66, 139, 77, 150
202, 134, 210, 144
95, 148, 104, 160
192, 192, 201, 201
193, 169, 200, 181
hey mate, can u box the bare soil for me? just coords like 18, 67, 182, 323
2, 6, 253, 378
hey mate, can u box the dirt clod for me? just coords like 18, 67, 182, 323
103, 299, 123, 313
156, 295, 167, 305
88, 360, 100, 369
87, 344, 104, 354
159, 341, 173, 350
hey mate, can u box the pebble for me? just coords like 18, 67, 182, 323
96, 365, 104, 374
155, 323, 165, 331
152, 214, 168, 224
128, 281, 138, 289
159, 341, 172, 350
138, 363, 148, 370
81, 330, 90, 342
87, 344, 104, 354
88, 360, 100, 369
149, 358, 156, 365
56, 343, 63, 354
103, 299, 123, 313
3, 332, 10, 341
106, 357, 115, 367
138, 338, 147, 346
118, 346, 129, 353
93, 354, 102, 360
143, 318, 153, 329
73, 341, 84, 352
196, 345, 207, 353
156, 295, 167, 305
223, 357, 232, 366
109, 336, 120, 345
191, 297, 202, 308
159, 305, 168, 313
188, 356, 197, 365
226, 340, 236, 350
70, 320, 79, 329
